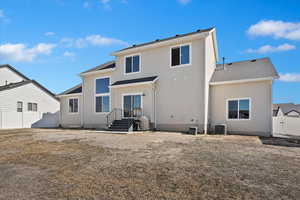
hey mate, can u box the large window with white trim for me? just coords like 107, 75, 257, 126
227, 98, 250, 120
95, 77, 110, 113
171, 44, 190, 67
125, 55, 140, 74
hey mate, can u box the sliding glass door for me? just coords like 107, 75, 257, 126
123, 94, 142, 117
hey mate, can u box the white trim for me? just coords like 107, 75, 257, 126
210, 77, 275, 86
110, 77, 159, 89
57, 93, 82, 98
68, 97, 79, 115
80, 68, 115, 77
121, 93, 143, 118
111, 31, 209, 56
124, 53, 141, 75
226, 98, 251, 121
94, 76, 111, 114
169, 43, 192, 68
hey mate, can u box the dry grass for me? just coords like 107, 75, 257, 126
0, 129, 299, 200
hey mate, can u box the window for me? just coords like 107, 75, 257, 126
95, 96, 110, 113
33, 103, 38, 112
227, 99, 250, 120
17, 101, 23, 112
69, 98, 79, 113
96, 77, 110, 94
95, 77, 110, 113
28, 103, 38, 112
125, 55, 140, 74
28, 103, 32, 111
171, 44, 190, 67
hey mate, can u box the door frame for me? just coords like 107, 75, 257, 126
121, 92, 143, 118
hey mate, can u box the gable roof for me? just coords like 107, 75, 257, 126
273, 103, 300, 116
0, 64, 30, 81
210, 57, 279, 84
58, 83, 82, 96
80, 61, 115, 75
111, 76, 158, 87
0, 80, 58, 101
112, 27, 216, 56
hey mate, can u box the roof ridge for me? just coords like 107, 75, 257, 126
217, 57, 270, 66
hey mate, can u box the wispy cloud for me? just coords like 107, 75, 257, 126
83, 1, 91, 8
247, 20, 300, 40
0, 9, 10, 23
279, 73, 300, 82
60, 34, 128, 48
246, 43, 296, 54
45, 32, 55, 36
178, 0, 191, 5
0, 43, 56, 62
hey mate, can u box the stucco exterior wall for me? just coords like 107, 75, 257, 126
0, 67, 25, 86
114, 38, 207, 132
209, 80, 273, 136
59, 94, 82, 128
82, 71, 112, 129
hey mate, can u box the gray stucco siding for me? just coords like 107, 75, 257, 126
209, 80, 272, 136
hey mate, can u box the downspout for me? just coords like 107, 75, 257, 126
153, 84, 157, 130
81, 76, 85, 128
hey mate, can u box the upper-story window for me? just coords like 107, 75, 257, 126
125, 54, 140, 74
171, 44, 191, 67
95, 77, 110, 113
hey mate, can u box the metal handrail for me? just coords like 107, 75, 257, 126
106, 107, 143, 129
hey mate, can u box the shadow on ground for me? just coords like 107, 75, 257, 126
259, 136, 300, 147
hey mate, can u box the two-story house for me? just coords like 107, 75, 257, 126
57, 28, 279, 136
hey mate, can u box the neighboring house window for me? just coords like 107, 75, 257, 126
125, 55, 140, 74
95, 77, 110, 113
171, 44, 190, 67
69, 98, 79, 113
28, 103, 38, 112
227, 98, 250, 120
28, 103, 32, 111
17, 101, 23, 112
33, 103, 38, 112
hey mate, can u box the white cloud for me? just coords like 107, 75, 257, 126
60, 34, 128, 48
45, 32, 55, 36
247, 20, 300, 40
279, 73, 300, 82
246, 43, 296, 54
0, 43, 56, 62
178, 0, 191, 5
0, 9, 10, 23
63, 51, 75, 57
83, 2, 90, 8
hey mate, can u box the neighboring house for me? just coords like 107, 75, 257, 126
58, 28, 279, 136
0, 64, 60, 128
273, 103, 300, 117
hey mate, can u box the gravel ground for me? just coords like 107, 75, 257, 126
0, 128, 299, 200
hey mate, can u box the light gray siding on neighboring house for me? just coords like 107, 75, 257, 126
0, 83, 60, 128
209, 80, 273, 136
0, 67, 25, 86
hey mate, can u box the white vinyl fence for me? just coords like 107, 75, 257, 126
0, 111, 59, 129
273, 116, 300, 137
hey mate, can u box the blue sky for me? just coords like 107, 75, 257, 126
0, 0, 299, 103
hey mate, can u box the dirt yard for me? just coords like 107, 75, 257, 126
0, 129, 299, 200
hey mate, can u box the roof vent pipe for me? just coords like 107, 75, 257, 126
222, 57, 226, 70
